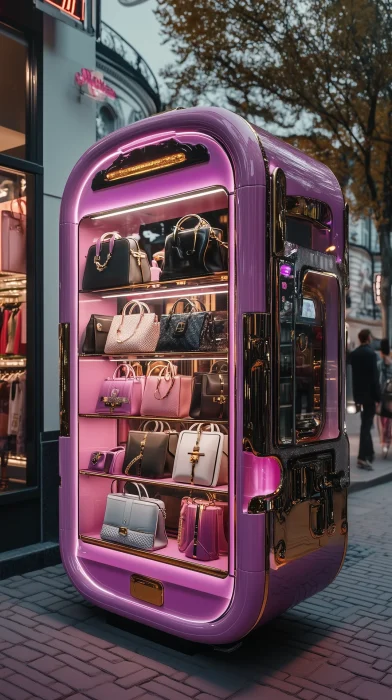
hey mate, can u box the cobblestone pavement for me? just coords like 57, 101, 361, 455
1, 484, 392, 700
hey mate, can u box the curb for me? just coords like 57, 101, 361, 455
349, 469, 392, 493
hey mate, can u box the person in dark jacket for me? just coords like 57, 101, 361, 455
350, 328, 381, 470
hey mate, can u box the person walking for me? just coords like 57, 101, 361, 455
378, 338, 392, 458
350, 328, 381, 470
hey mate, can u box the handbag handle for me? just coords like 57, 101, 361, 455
131, 362, 144, 376
169, 297, 199, 316
154, 363, 176, 401
94, 232, 122, 272
146, 360, 176, 377
112, 363, 136, 380
210, 360, 228, 373
173, 214, 211, 254
140, 419, 165, 432
116, 300, 152, 344
189, 422, 226, 434
122, 481, 149, 498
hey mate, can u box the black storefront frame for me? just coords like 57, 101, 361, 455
0, 6, 46, 558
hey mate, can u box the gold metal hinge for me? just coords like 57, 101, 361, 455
59, 323, 70, 437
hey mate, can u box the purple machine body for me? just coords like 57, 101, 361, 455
59, 107, 349, 643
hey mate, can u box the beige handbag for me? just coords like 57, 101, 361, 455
104, 300, 159, 354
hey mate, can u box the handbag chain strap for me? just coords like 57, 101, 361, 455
212, 373, 227, 418
124, 433, 148, 475
188, 423, 205, 485
154, 365, 176, 400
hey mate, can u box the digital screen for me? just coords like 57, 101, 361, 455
41, 0, 85, 22
302, 298, 316, 319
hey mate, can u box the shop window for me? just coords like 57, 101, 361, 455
96, 104, 118, 140
0, 29, 27, 159
0, 167, 28, 493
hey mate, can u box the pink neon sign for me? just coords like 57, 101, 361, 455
75, 68, 117, 101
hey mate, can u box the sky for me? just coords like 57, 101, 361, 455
101, 0, 175, 95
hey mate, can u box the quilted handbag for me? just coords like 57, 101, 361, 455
123, 420, 178, 479
177, 496, 228, 561
141, 362, 192, 418
87, 446, 125, 474
82, 314, 113, 354
105, 300, 159, 354
190, 362, 228, 420
101, 482, 168, 551
95, 364, 145, 416
161, 214, 228, 281
172, 422, 228, 487
156, 297, 215, 353
82, 231, 150, 291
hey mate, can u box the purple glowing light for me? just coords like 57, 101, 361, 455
280, 264, 292, 278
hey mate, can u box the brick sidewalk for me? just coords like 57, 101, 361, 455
1, 484, 392, 699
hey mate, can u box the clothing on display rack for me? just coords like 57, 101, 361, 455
0, 370, 26, 455
0, 303, 25, 356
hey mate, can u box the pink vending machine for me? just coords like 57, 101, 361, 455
59, 107, 349, 643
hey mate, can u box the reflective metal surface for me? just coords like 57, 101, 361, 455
243, 313, 271, 456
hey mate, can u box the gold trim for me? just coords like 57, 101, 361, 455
272, 168, 286, 256
79, 274, 228, 296
59, 323, 70, 437
78, 470, 228, 496
106, 153, 186, 182
78, 414, 228, 424
79, 535, 228, 578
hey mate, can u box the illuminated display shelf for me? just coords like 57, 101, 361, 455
78, 534, 228, 578
79, 470, 228, 494
80, 352, 228, 361
79, 275, 228, 297
79, 414, 228, 424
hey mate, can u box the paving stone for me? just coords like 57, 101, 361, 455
58, 604, 95, 621
24, 640, 63, 657
90, 658, 143, 678
85, 683, 145, 700
61, 626, 113, 649
29, 656, 65, 673
158, 676, 199, 696
3, 646, 43, 662
49, 638, 96, 660
49, 667, 114, 691
354, 680, 392, 699
56, 653, 111, 677
298, 692, 318, 700
0, 678, 31, 700
231, 685, 293, 699
116, 668, 158, 688
142, 681, 192, 700
184, 670, 247, 698
341, 657, 385, 680
6, 674, 61, 700
374, 660, 392, 671
3, 657, 58, 686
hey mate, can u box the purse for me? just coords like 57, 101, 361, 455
1, 198, 26, 275
141, 362, 192, 418
156, 297, 215, 353
190, 362, 228, 420
82, 232, 151, 291
101, 482, 168, 551
104, 300, 159, 354
178, 496, 227, 561
87, 446, 125, 474
96, 364, 145, 416
123, 420, 178, 479
82, 314, 113, 354
161, 214, 228, 281
172, 422, 227, 487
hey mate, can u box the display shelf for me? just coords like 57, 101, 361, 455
80, 351, 228, 361
79, 274, 228, 297
79, 414, 228, 424
79, 470, 228, 494
0, 357, 26, 368
79, 532, 228, 578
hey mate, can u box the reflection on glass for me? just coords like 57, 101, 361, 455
295, 295, 323, 440
278, 261, 294, 444
0, 168, 27, 493
0, 28, 27, 159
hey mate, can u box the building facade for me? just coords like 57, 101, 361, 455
0, 0, 160, 572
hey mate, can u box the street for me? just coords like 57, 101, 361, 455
0, 483, 391, 699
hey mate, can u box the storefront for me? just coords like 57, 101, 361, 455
0, 2, 44, 559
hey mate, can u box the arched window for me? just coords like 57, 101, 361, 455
96, 104, 118, 140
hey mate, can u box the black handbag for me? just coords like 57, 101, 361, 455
82, 314, 112, 354
155, 298, 215, 353
82, 232, 150, 291
160, 214, 228, 281
123, 421, 178, 479
190, 362, 228, 420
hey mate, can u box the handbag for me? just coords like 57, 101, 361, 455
82, 232, 151, 291
172, 422, 227, 487
104, 300, 159, 354
381, 378, 392, 418
156, 297, 215, 353
190, 362, 228, 420
141, 362, 192, 418
1, 198, 26, 275
87, 446, 125, 474
82, 314, 113, 354
101, 482, 168, 551
161, 214, 228, 281
96, 364, 145, 416
177, 496, 227, 561
123, 420, 178, 479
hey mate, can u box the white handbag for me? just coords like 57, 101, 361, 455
172, 423, 228, 487
105, 300, 159, 354
100, 482, 168, 551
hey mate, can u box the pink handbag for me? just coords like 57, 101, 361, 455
178, 496, 228, 561
96, 364, 145, 416
1, 199, 26, 274
87, 446, 125, 474
140, 361, 192, 418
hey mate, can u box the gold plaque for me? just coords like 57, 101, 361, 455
130, 575, 164, 607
